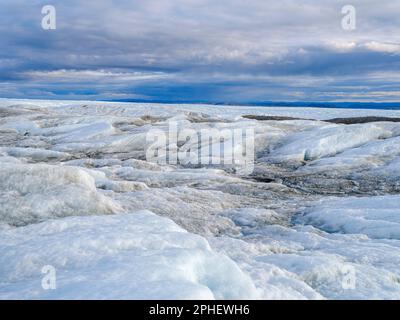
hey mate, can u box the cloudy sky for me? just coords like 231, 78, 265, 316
1, 0, 400, 102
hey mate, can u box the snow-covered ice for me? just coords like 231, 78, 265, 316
297, 196, 400, 240
0, 211, 258, 299
0, 163, 121, 226
1, 98, 400, 299
268, 122, 397, 164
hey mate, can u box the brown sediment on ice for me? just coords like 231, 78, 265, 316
325, 116, 400, 124
243, 114, 400, 124
242, 115, 311, 121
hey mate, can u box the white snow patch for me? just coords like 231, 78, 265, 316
298, 135, 400, 174
1, 147, 71, 162
0, 163, 121, 226
0, 211, 259, 300
297, 195, 400, 240
269, 123, 394, 163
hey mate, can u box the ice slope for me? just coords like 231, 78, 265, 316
212, 204, 400, 299
113, 187, 244, 236
297, 196, 400, 240
268, 123, 396, 164
1, 99, 400, 299
0, 163, 121, 226
0, 147, 71, 162
0, 211, 259, 299
3, 98, 400, 120
298, 135, 400, 174
112, 167, 241, 188
369, 157, 400, 180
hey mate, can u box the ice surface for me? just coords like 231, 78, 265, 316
268, 123, 395, 163
298, 135, 400, 174
297, 195, 400, 240
369, 157, 400, 180
0, 163, 121, 226
0, 211, 259, 299
1, 98, 400, 299
113, 167, 241, 188
0, 147, 71, 162
212, 211, 400, 299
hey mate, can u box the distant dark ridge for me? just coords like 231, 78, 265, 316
325, 116, 400, 124
109, 99, 400, 110
223, 101, 400, 110
243, 115, 400, 124
243, 115, 310, 121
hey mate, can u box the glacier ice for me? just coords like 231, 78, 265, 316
0, 211, 259, 299
297, 195, 400, 240
0, 163, 121, 226
1, 98, 400, 299
268, 123, 397, 164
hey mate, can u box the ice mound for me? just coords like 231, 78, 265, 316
298, 135, 400, 174
2, 99, 400, 299
220, 208, 286, 228
113, 167, 240, 188
0, 156, 23, 164
297, 195, 400, 239
269, 123, 394, 163
0, 147, 71, 162
211, 222, 400, 299
0, 163, 121, 226
65, 158, 168, 171
114, 186, 245, 235
369, 157, 400, 180
0, 211, 259, 299
0, 104, 44, 117
41, 121, 116, 143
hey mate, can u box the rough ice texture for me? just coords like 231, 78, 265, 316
0, 211, 259, 299
269, 123, 395, 163
297, 196, 400, 240
370, 157, 400, 180
0, 163, 121, 226
1, 99, 400, 299
298, 135, 400, 174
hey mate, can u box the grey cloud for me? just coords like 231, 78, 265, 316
0, 0, 400, 101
